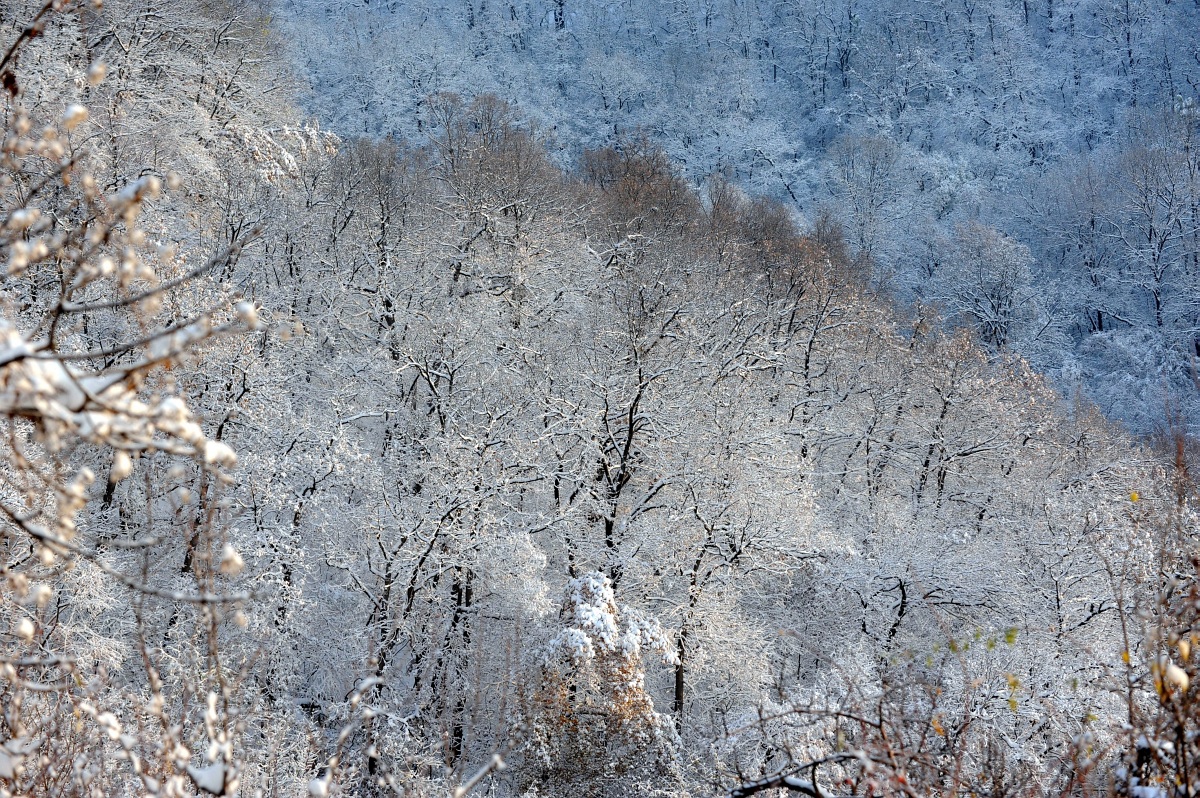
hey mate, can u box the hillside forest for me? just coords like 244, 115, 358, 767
284, 0, 1200, 437
0, 1, 1199, 798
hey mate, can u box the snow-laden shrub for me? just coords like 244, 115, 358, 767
524, 571, 684, 797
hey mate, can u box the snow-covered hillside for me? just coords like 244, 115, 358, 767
281, 0, 1200, 436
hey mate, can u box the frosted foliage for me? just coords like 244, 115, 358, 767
547, 572, 677, 666
0, 324, 237, 466
552, 572, 618, 654
478, 527, 551, 617
224, 122, 339, 182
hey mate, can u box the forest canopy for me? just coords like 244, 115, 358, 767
0, 1, 1197, 797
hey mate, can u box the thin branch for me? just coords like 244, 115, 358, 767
451, 754, 506, 798
60, 232, 260, 313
